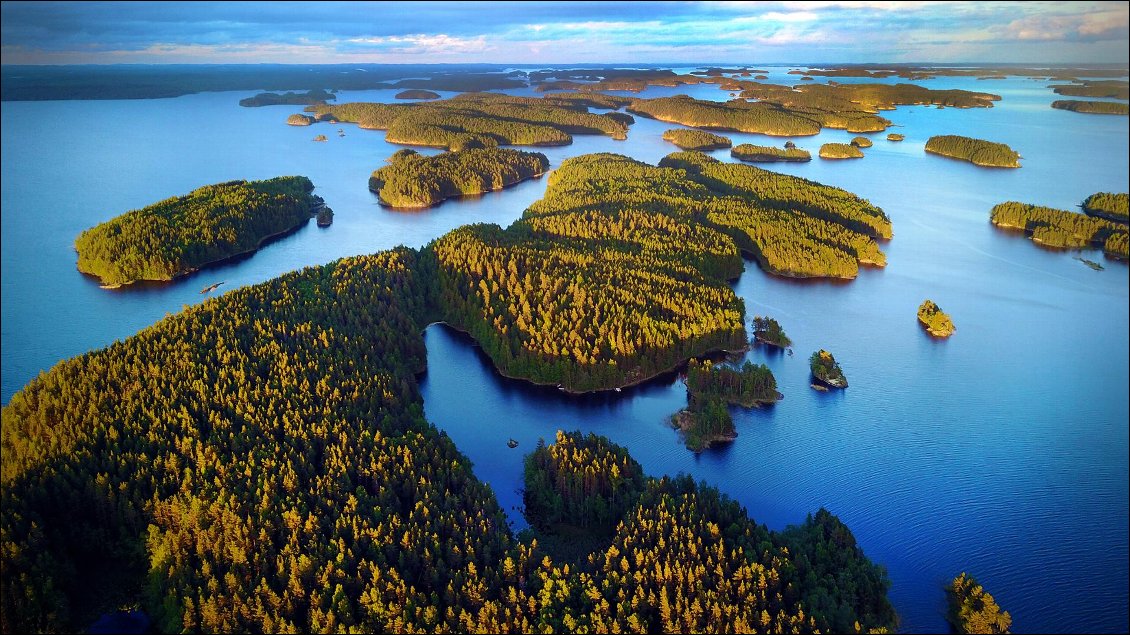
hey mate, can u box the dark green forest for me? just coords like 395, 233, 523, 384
1081, 192, 1129, 222
74, 177, 322, 287
239, 89, 335, 107
1050, 100, 1129, 115
732, 143, 812, 163
990, 201, 1128, 259
810, 350, 848, 388
924, 135, 1020, 168
673, 360, 779, 452
369, 148, 549, 208
305, 92, 630, 150
661, 128, 733, 151
752, 316, 792, 349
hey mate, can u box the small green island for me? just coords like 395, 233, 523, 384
661, 128, 732, 150
751, 315, 792, 349
239, 88, 334, 107
673, 359, 779, 452
731, 143, 811, 162
819, 143, 865, 159
947, 573, 1012, 634
1050, 99, 1129, 115
368, 147, 549, 208
75, 176, 323, 287
394, 89, 441, 100
316, 206, 334, 227
887, 133, 905, 141
990, 201, 1128, 260
850, 136, 873, 148
917, 299, 956, 337
1081, 191, 1129, 223
925, 134, 1021, 167
286, 113, 315, 126
810, 349, 848, 388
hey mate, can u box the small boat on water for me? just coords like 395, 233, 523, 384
507, 438, 519, 448
615, 387, 622, 392
200, 282, 225, 294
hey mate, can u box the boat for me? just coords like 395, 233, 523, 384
615, 387, 622, 392
507, 438, 519, 448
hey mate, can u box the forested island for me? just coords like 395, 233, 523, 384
1050, 100, 1130, 115
239, 88, 334, 107
303, 92, 631, 149
286, 113, 315, 126
752, 315, 792, 349
851, 136, 873, 148
673, 360, 779, 451
368, 147, 549, 208
1048, 79, 1129, 100
947, 573, 1012, 634
820, 143, 865, 159
810, 349, 848, 388
661, 128, 732, 150
731, 143, 811, 162
917, 300, 956, 338
395, 89, 441, 100
990, 201, 1128, 260
887, 133, 905, 141
74, 176, 322, 287
1082, 192, 1129, 222
925, 135, 1021, 168
6, 223, 901, 634
628, 95, 824, 136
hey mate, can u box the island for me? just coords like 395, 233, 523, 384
286, 113, 315, 126
1048, 79, 1129, 100
850, 136, 873, 148
990, 200, 1128, 260
917, 299, 956, 337
810, 349, 848, 388
751, 315, 792, 349
947, 573, 1012, 634
239, 88, 334, 107
661, 128, 732, 151
394, 89, 441, 100
819, 143, 865, 159
1082, 191, 1129, 222
887, 133, 905, 141
1050, 100, 1129, 115
672, 359, 780, 452
368, 147, 549, 208
925, 135, 1021, 168
316, 206, 334, 227
731, 143, 812, 162
303, 92, 631, 150
74, 176, 323, 287
312, 134, 327, 142
9, 157, 907, 635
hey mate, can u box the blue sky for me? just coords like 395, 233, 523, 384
2, 1, 1127, 65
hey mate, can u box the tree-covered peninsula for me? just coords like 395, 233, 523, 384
820, 143, 865, 159
947, 573, 1012, 634
924, 135, 1021, 168
302, 92, 630, 150
1049, 79, 1129, 100
522, 432, 897, 632
1082, 191, 1129, 222
731, 143, 811, 162
369, 148, 549, 208
990, 201, 1128, 260
1050, 100, 1129, 115
74, 176, 322, 287
8, 148, 905, 631
917, 300, 955, 338
661, 128, 732, 151
239, 88, 334, 107
810, 349, 848, 388
673, 360, 779, 452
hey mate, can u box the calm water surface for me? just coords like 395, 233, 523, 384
2, 69, 1127, 633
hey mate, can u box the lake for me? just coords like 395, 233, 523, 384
2, 67, 1127, 633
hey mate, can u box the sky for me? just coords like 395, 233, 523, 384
1, 1, 1127, 66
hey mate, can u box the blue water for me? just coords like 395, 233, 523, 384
2, 69, 1127, 633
